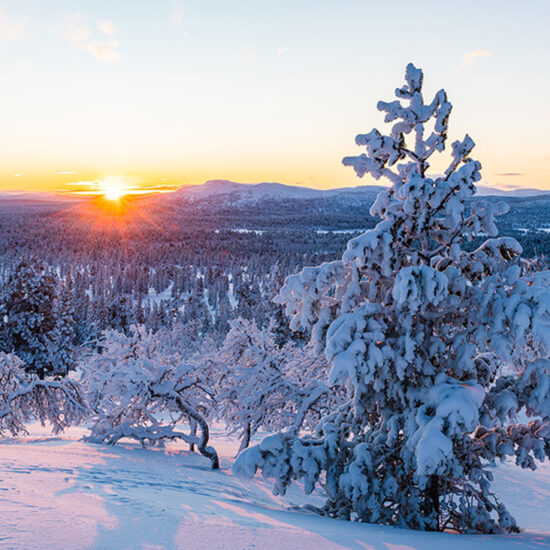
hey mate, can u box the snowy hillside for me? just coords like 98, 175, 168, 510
0, 191, 80, 212
0, 191, 77, 201
475, 185, 550, 197
1, 424, 549, 550
172, 179, 324, 201
170, 180, 396, 203
168, 180, 549, 203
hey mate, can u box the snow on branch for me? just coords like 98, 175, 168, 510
213, 318, 344, 453
0, 352, 87, 437
82, 326, 219, 469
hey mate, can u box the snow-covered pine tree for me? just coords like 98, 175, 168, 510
49, 282, 76, 375
233, 63, 550, 533
0, 259, 75, 378
83, 325, 219, 469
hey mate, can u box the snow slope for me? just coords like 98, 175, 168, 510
1, 425, 549, 550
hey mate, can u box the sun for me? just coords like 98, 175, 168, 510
99, 179, 127, 201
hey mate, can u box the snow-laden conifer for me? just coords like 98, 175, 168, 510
233, 64, 550, 533
0, 259, 75, 378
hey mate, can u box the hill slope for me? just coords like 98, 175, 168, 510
1, 425, 549, 550
168, 180, 549, 202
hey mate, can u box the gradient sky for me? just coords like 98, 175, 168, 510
0, 0, 549, 194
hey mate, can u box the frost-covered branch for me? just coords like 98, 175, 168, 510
82, 326, 219, 469
0, 353, 87, 437
214, 318, 345, 453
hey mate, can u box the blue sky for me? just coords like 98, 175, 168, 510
0, 0, 549, 192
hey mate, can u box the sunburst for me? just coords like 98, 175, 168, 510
99, 178, 127, 201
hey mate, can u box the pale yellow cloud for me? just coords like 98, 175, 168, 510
88, 40, 120, 64
98, 19, 115, 37
459, 49, 493, 69
58, 12, 120, 64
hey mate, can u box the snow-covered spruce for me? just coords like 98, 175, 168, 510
0, 352, 87, 436
82, 325, 219, 469
0, 259, 76, 379
214, 318, 342, 452
233, 64, 550, 533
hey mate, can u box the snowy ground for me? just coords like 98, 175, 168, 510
1, 425, 550, 550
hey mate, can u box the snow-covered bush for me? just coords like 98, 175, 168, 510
0, 352, 87, 436
215, 318, 340, 452
234, 64, 550, 533
82, 325, 219, 469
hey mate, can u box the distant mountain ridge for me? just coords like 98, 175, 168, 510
173, 179, 388, 202
475, 185, 550, 197
172, 179, 550, 201
0, 191, 79, 202
0, 181, 548, 206
173, 179, 323, 200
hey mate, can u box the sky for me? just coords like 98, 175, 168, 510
0, 0, 549, 194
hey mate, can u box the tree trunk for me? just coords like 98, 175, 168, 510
170, 392, 220, 469
237, 423, 251, 455
189, 419, 197, 451
426, 475, 440, 531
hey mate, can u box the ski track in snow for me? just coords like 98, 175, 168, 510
0, 425, 549, 550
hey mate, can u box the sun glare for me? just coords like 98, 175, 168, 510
100, 179, 127, 201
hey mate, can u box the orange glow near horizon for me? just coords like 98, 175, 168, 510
46, 175, 181, 199
58, 188, 172, 247
0, 4, 549, 196
99, 178, 127, 201
3, 158, 550, 197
